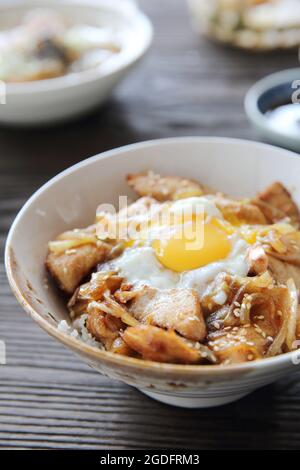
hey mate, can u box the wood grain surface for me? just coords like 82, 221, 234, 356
1, 0, 300, 450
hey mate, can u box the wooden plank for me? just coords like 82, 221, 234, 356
0, 0, 299, 450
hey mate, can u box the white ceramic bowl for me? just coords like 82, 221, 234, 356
0, 0, 152, 125
5, 137, 300, 408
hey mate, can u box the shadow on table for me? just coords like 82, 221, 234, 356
118, 373, 300, 450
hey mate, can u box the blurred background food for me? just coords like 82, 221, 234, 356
0, 8, 122, 82
1, 0, 300, 451
0, 1, 152, 125
188, 0, 300, 50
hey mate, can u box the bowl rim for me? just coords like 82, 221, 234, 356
244, 67, 300, 147
0, 0, 153, 95
5, 136, 300, 377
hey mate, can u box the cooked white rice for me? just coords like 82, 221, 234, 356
58, 314, 104, 349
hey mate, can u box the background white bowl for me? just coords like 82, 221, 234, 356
0, 0, 152, 125
187, 0, 300, 50
5, 137, 300, 408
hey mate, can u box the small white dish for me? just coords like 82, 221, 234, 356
245, 68, 300, 152
0, 0, 152, 125
5, 137, 300, 408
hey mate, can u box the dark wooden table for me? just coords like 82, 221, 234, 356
1, 0, 300, 450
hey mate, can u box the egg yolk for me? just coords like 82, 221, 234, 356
152, 219, 231, 272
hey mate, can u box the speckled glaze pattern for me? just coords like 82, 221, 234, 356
5, 137, 300, 407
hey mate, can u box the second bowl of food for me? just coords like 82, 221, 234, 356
5, 137, 300, 408
0, 0, 152, 124
188, 0, 300, 50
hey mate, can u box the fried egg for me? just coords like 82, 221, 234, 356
106, 196, 251, 295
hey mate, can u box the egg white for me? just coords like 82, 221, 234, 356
178, 234, 249, 295
108, 246, 180, 290
100, 196, 249, 304
108, 234, 249, 295
102, 197, 250, 296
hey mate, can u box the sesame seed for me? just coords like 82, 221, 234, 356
213, 321, 221, 330
65, 249, 77, 255
247, 354, 254, 361
254, 324, 267, 338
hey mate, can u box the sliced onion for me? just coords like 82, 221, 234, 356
286, 278, 298, 350
89, 296, 139, 327
48, 236, 96, 254
267, 285, 292, 357
267, 317, 287, 357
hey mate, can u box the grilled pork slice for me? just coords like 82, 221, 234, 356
208, 326, 265, 364
85, 298, 137, 355
247, 244, 269, 275
123, 325, 204, 364
207, 281, 290, 364
96, 196, 159, 243
46, 244, 110, 294
126, 171, 206, 201
245, 236, 300, 289
215, 198, 266, 225
268, 256, 300, 292
253, 182, 300, 226
208, 310, 281, 364
68, 271, 123, 318
46, 226, 111, 294
244, 232, 300, 288
110, 337, 137, 356
265, 232, 300, 267
128, 287, 206, 341
86, 305, 123, 349
114, 196, 158, 219
296, 305, 300, 339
